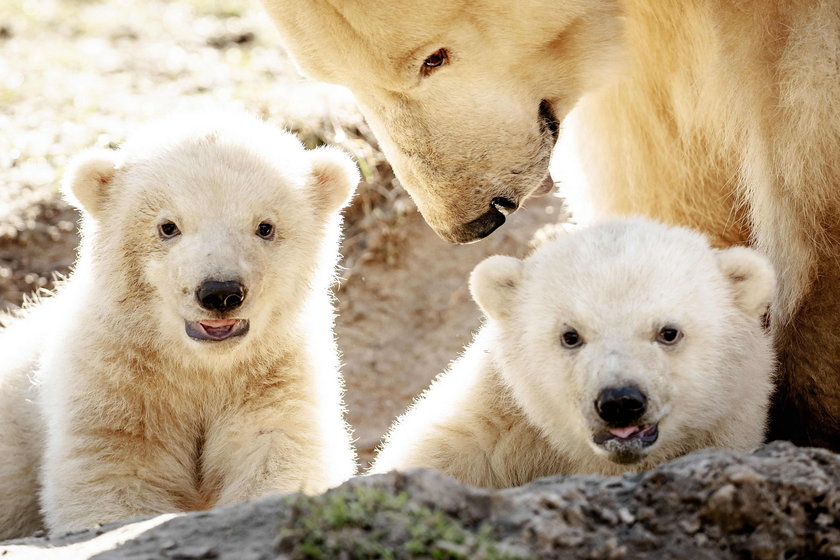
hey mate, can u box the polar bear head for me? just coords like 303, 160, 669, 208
470, 219, 775, 467
62, 113, 358, 361
261, 0, 623, 243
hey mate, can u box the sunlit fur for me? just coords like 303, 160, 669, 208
262, 0, 623, 241
370, 220, 775, 488
262, 0, 840, 448
0, 113, 359, 538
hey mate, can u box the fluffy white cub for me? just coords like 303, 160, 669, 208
371, 219, 776, 488
0, 113, 359, 537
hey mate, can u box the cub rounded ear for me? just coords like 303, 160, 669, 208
61, 149, 120, 219
469, 255, 524, 321
715, 246, 776, 320
308, 147, 360, 215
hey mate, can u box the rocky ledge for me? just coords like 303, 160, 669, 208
2, 442, 838, 559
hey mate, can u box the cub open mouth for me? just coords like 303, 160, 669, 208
185, 318, 249, 341
593, 424, 659, 447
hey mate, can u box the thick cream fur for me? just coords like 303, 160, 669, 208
0, 113, 359, 537
371, 219, 775, 488
262, 0, 840, 448
61, 149, 120, 219
263, 0, 623, 241
469, 255, 523, 322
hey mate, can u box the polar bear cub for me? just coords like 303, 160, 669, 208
371, 219, 776, 488
0, 113, 359, 537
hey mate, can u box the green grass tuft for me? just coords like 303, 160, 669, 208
275, 485, 522, 559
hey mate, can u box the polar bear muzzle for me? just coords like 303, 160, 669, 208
185, 279, 250, 342
592, 384, 659, 463
444, 197, 516, 243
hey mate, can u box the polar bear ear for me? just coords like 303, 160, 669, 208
715, 246, 776, 320
307, 147, 360, 216
470, 255, 525, 321
62, 149, 120, 220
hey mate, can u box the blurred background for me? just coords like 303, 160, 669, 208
0, 0, 567, 464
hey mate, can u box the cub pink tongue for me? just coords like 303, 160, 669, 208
609, 426, 640, 439
200, 319, 236, 328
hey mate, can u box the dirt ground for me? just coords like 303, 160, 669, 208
0, 0, 567, 465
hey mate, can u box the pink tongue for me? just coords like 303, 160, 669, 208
200, 319, 236, 328
609, 426, 640, 439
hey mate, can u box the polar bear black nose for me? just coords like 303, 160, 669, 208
446, 197, 516, 243
595, 386, 648, 425
197, 280, 246, 313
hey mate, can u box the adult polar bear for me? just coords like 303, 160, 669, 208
261, 0, 840, 450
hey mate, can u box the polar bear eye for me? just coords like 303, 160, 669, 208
656, 327, 683, 345
421, 48, 449, 76
256, 222, 275, 240
158, 221, 180, 239
561, 329, 584, 349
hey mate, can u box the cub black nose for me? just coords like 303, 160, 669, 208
197, 280, 246, 313
595, 386, 647, 426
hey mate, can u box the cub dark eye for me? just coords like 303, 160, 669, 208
561, 329, 584, 349
656, 327, 683, 345
421, 48, 449, 75
158, 221, 180, 239
256, 222, 275, 240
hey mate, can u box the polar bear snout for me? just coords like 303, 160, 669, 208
595, 385, 648, 426
445, 198, 516, 244
591, 384, 660, 462
196, 279, 247, 313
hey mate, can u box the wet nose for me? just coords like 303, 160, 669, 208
595, 386, 648, 426
196, 280, 246, 313
446, 197, 517, 243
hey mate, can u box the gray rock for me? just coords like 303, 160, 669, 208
2, 442, 838, 559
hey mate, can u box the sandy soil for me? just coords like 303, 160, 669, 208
0, 0, 567, 466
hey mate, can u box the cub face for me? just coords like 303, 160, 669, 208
62, 114, 358, 358
471, 220, 775, 466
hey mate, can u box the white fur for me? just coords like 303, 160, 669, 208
371, 219, 776, 488
0, 112, 359, 537
262, 0, 840, 448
